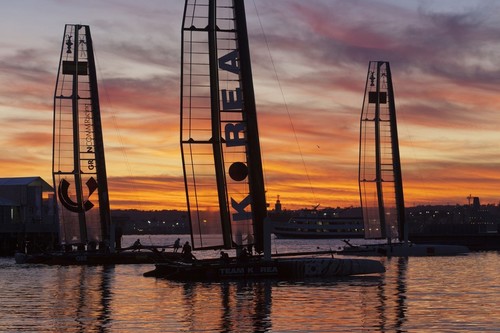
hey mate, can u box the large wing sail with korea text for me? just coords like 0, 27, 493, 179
180, 0, 267, 251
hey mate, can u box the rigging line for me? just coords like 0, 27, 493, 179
252, 0, 317, 205
93, 50, 145, 210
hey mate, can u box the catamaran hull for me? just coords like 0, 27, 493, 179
15, 250, 183, 266
273, 231, 364, 239
143, 257, 385, 281
341, 243, 469, 257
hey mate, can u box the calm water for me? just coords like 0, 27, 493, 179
0, 235, 499, 333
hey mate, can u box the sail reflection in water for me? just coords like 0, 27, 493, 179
53, 265, 113, 330
0, 264, 114, 332
179, 281, 272, 332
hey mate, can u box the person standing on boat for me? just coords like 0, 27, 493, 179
220, 251, 229, 263
132, 238, 141, 251
115, 226, 123, 250
246, 233, 254, 255
173, 238, 181, 252
182, 241, 195, 262
238, 248, 249, 262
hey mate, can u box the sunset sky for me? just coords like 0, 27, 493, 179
1, 0, 499, 211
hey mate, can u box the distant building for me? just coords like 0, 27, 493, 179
0, 177, 57, 255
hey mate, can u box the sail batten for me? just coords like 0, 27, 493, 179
53, 24, 111, 249
181, 0, 266, 252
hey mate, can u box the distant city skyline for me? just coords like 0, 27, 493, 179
1, 0, 499, 210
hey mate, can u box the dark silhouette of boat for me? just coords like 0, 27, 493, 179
342, 61, 468, 257
15, 244, 175, 265
16, 24, 181, 265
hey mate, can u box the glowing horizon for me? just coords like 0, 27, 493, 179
1, 1, 499, 211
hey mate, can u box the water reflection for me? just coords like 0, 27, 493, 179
2, 251, 498, 332
53, 265, 113, 332
252, 281, 272, 332
375, 257, 408, 332
179, 280, 273, 332
174, 276, 396, 332
395, 257, 408, 331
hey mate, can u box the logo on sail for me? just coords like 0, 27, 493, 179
219, 49, 252, 222
58, 177, 98, 213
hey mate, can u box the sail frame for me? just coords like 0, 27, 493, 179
180, 0, 267, 252
52, 24, 112, 248
358, 61, 405, 240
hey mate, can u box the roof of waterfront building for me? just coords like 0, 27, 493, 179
0, 177, 53, 191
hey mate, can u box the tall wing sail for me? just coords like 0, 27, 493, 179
180, 0, 267, 251
53, 24, 111, 247
358, 61, 405, 240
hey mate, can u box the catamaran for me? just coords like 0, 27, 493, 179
144, 0, 385, 280
16, 24, 181, 265
342, 61, 468, 257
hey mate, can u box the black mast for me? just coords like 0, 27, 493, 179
70, 25, 87, 244
208, 0, 232, 248
373, 62, 387, 238
234, 0, 267, 253
385, 63, 405, 241
84, 25, 112, 249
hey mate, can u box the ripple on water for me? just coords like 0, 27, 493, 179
0, 244, 499, 332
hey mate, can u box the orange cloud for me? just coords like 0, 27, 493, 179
1, 0, 500, 212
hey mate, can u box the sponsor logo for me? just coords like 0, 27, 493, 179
219, 265, 278, 277
58, 177, 98, 213
218, 49, 252, 222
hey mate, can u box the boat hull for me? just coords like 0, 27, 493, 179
143, 257, 385, 281
273, 231, 363, 239
341, 243, 469, 257
409, 233, 500, 251
15, 250, 182, 265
